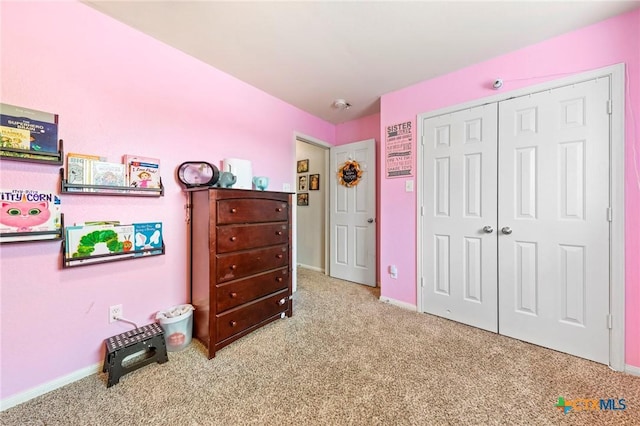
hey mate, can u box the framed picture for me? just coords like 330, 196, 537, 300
298, 174, 308, 192
297, 159, 309, 173
309, 174, 320, 190
297, 193, 309, 206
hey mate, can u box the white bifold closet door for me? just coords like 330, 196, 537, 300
498, 78, 610, 364
422, 104, 499, 333
421, 77, 611, 364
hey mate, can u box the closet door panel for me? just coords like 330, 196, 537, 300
498, 78, 610, 364
421, 104, 498, 333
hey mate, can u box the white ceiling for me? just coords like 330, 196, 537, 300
84, 1, 639, 124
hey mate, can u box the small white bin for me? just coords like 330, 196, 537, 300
155, 304, 194, 352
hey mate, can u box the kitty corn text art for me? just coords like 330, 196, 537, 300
0, 189, 61, 233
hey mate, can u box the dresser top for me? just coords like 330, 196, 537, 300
185, 187, 293, 195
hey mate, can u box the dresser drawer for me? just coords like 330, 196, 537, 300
216, 268, 289, 312
216, 290, 289, 342
217, 223, 289, 253
217, 199, 288, 224
217, 245, 288, 283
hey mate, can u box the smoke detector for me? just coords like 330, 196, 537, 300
332, 99, 351, 110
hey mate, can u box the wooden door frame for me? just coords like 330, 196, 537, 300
417, 63, 625, 371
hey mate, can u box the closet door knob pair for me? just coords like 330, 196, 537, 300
482, 226, 512, 235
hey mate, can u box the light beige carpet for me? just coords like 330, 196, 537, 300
1, 268, 638, 425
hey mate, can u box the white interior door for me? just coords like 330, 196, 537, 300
498, 78, 611, 363
419, 76, 612, 364
421, 104, 498, 332
329, 139, 376, 286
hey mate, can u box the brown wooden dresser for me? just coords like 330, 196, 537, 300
189, 188, 292, 358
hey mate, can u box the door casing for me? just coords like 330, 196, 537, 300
293, 132, 332, 292
416, 64, 625, 371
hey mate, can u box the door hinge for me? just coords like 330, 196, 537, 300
607, 314, 613, 329
607, 207, 613, 222
420, 206, 424, 216
421, 135, 425, 146
607, 99, 612, 114
420, 277, 424, 287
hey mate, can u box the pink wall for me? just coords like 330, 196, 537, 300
379, 9, 640, 367
0, 1, 334, 400
335, 113, 381, 146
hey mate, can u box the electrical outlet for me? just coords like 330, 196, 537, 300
389, 265, 398, 279
109, 304, 123, 323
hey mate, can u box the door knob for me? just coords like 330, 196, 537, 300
367, 218, 374, 223
482, 226, 494, 233
501, 226, 513, 235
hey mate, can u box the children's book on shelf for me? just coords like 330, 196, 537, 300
65, 224, 134, 264
123, 154, 161, 189
0, 103, 59, 158
66, 153, 106, 191
0, 189, 61, 241
90, 161, 126, 188
76, 220, 120, 226
1, 126, 31, 150
133, 222, 163, 256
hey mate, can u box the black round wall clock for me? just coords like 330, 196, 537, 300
176, 161, 219, 188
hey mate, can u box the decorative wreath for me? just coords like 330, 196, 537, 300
337, 160, 364, 187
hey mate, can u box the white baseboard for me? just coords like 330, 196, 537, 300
0, 362, 102, 412
379, 296, 417, 311
297, 263, 324, 273
625, 364, 640, 376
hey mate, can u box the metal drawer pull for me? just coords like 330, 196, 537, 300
276, 254, 283, 259
278, 298, 287, 306
230, 236, 237, 241
230, 292, 237, 298
230, 208, 237, 214
276, 277, 283, 282
276, 231, 283, 236
230, 264, 237, 270
230, 320, 237, 327
276, 207, 283, 212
